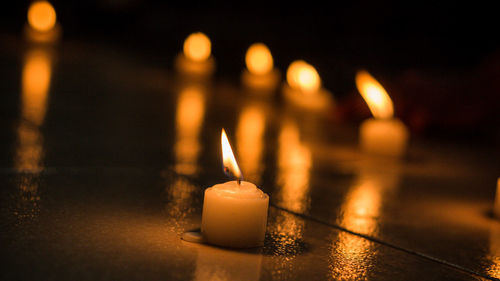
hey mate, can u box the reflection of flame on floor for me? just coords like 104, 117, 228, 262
267, 120, 312, 281
236, 104, 265, 184
330, 180, 380, 280
13, 48, 52, 221
488, 224, 500, 278
276, 120, 311, 214
330, 160, 400, 280
174, 85, 205, 176
264, 210, 308, 281
330, 232, 374, 281
164, 177, 198, 232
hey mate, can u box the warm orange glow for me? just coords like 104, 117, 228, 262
15, 123, 43, 173
489, 224, 500, 278
355, 70, 394, 119
330, 231, 373, 280
330, 174, 384, 280
341, 180, 381, 234
276, 121, 311, 213
183, 32, 211, 62
245, 43, 273, 75
286, 60, 321, 94
27, 1, 56, 32
221, 129, 242, 180
22, 49, 51, 126
236, 105, 265, 183
174, 86, 205, 175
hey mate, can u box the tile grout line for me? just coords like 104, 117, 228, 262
270, 204, 499, 281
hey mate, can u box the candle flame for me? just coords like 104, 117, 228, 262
183, 32, 211, 62
28, 1, 56, 32
355, 70, 394, 119
286, 60, 321, 94
221, 128, 242, 181
245, 43, 273, 75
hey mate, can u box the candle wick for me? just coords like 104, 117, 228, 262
237, 178, 241, 186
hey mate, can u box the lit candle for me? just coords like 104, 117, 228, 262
175, 32, 215, 76
183, 129, 269, 248
283, 60, 333, 111
25, 1, 61, 43
241, 43, 279, 93
494, 178, 500, 218
355, 70, 409, 157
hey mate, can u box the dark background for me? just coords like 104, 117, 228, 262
1, 0, 499, 143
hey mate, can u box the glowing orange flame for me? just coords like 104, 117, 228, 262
245, 43, 273, 75
286, 60, 321, 94
221, 129, 242, 180
28, 1, 56, 32
355, 70, 394, 119
183, 32, 211, 62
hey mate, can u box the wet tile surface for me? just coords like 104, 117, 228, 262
0, 37, 498, 280
0, 171, 488, 280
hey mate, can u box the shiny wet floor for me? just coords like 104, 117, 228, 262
0, 37, 498, 280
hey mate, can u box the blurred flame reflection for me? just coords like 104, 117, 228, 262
276, 121, 312, 214
271, 120, 311, 249
14, 48, 52, 220
174, 85, 205, 175
21, 49, 51, 126
488, 225, 500, 278
236, 105, 266, 184
331, 161, 400, 280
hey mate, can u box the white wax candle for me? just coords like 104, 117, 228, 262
201, 180, 269, 248
494, 178, 500, 218
359, 118, 409, 157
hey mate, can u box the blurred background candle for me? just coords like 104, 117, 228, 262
355, 70, 409, 157
175, 32, 215, 76
282, 60, 333, 111
241, 43, 279, 93
25, 1, 61, 43
200, 129, 269, 248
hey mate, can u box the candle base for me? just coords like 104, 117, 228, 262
24, 24, 62, 44
359, 118, 409, 157
241, 69, 280, 94
175, 54, 215, 77
282, 84, 334, 112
